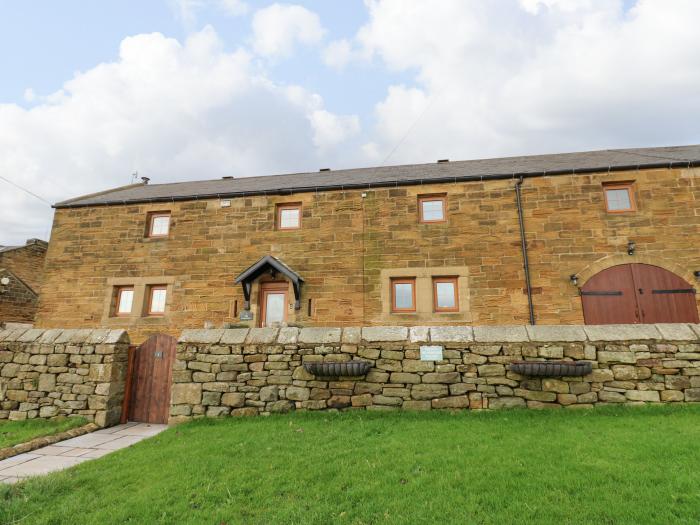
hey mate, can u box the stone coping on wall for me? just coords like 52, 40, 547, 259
0, 327, 129, 345
179, 324, 700, 345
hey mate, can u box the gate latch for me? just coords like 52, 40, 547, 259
153, 351, 163, 358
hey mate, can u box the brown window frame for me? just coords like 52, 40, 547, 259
603, 182, 636, 214
146, 211, 171, 238
146, 285, 168, 316
391, 277, 416, 313
114, 286, 134, 317
418, 194, 447, 223
433, 276, 459, 313
276, 203, 302, 230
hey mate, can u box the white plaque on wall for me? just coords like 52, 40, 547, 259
420, 345, 443, 361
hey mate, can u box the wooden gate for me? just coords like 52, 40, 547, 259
581, 263, 699, 325
123, 334, 177, 424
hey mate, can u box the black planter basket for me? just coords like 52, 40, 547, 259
509, 361, 592, 377
303, 361, 372, 377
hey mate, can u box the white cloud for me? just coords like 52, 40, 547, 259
308, 110, 360, 149
343, 0, 700, 163
0, 27, 358, 244
322, 39, 353, 69
218, 0, 249, 17
169, 0, 248, 30
251, 3, 325, 58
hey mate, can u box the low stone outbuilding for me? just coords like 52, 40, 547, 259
0, 239, 48, 324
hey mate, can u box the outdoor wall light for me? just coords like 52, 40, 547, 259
569, 274, 578, 286
627, 241, 636, 255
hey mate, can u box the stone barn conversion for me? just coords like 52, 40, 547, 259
0, 238, 48, 325
3, 144, 698, 426
35, 144, 700, 342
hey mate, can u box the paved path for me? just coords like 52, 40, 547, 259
0, 422, 167, 484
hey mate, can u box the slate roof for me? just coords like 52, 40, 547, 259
55, 144, 700, 208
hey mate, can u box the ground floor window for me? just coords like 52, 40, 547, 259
147, 286, 168, 316
391, 278, 416, 312
433, 277, 459, 312
115, 287, 134, 316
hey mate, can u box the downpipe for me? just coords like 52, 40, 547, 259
515, 176, 535, 325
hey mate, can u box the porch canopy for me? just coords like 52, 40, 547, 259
234, 255, 304, 310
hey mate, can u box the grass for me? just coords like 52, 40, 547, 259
0, 417, 86, 449
2, 406, 700, 524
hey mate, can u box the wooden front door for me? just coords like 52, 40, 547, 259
581, 264, 699, 325
127, 334, 177, 424
259, 282, 288, 327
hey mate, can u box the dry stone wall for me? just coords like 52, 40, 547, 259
0, 327, 129, 426
170, 324, 700, 422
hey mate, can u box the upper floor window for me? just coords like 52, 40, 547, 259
433, 276, 459, 312
147, 285, 167, 316
418, 194, 446, 223
603, 182, 635, 213
115, 286, 134, 316
391, 277, 416, 313
277, 203, 301, 230
147, 212, 171, 237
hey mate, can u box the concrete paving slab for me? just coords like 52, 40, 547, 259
33, 445, 75, 455
113, 424, 168, 437
79, 449, 113, 459
59, 447, 95, 457
94, 435, 147, 450
57, 433, 122, 448
92, 422, 140, 434
0, 476, 21, 484
0, 453, 41, 470
0, 456, 88, 477
0, 423, 167, 481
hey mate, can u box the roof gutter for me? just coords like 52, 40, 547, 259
52, 160, 700, 209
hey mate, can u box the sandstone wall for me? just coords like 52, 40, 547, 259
170, 324, 700, 422
0, 269, 38, 323
0, 327, 129, 426
0, 241, 47, 293
36, 167, 700, 343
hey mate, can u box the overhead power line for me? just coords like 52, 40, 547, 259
380, 94, 437, 166
0, 175, 52, 205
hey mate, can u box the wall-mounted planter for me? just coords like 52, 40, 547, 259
303, 361, 372, 377
509, 361, 592, 377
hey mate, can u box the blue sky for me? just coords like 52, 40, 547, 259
0, 1, 408, 129
1, 0, 699, 243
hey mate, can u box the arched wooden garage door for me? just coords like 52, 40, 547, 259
581, 264, 699, 325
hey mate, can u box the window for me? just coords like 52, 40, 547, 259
418, 194, 446, 223
433, 277, 459, 312
115, 287, 134, 316
391, 278, 416, 313
147, 286, 167, 315
603, 183, 635, 213
147, 212, 171, 237
277, 204, 301, 230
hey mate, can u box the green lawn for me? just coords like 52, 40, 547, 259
0, 416, 86, 449
2, 406, 700, 524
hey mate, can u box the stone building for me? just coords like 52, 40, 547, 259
35, 145, 700, 343
0, 239, 48, 324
